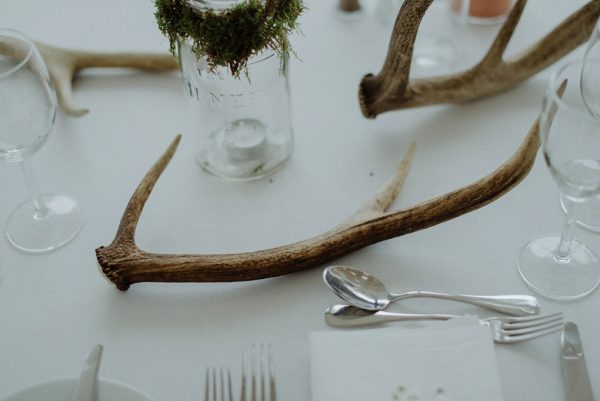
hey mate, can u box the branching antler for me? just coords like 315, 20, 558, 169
36, 42, 178, 116
97, 115, 540, 290
359, 0, 600, 117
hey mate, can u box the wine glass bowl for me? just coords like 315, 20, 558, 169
0, 29, 83, 253
560, 16, 600, 233
517, 59, 600, 301
0, 33, 54, 162
581, 17, 600, 119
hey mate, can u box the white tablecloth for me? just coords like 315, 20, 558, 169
1, 1, 598, 401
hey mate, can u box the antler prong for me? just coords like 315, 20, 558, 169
479, 0, 526, 66
337, 142, 416, 230
35, 42, 178, 116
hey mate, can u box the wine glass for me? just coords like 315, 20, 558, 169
517, 58, 600, 301
0, 29, 83, 253
559, 16, 600, 233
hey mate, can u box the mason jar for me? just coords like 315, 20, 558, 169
178, 0, 294, 180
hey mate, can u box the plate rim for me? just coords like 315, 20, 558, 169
0, 376, 153, 401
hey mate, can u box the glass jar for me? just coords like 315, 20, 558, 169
178, 0, 294, 180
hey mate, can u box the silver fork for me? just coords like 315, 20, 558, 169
482, 312, 563, 344
241, 344, 277, 401
324, 305, 564, 344
205, 366, 233, 401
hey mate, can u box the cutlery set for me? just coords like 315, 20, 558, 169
321, 265, 596, 400
322, 265, 565, 343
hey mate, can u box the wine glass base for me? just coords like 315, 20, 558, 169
6, 194, 83, 253
517, 234, 600, 301
560, 194, 600, 233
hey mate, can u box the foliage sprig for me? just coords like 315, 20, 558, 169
155, 0, 304, 76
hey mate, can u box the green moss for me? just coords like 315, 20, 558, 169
155, 0, 304, 76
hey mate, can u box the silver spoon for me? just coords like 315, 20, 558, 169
71, 344, 103, 401
323, 265, 539, 316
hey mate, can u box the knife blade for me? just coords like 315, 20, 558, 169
561, 322, 595, 401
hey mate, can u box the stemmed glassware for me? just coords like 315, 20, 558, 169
560, 16, 600, 233
517, 59, 600, 301
0, 29, 83, 252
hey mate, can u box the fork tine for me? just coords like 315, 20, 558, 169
503, 312, 563, 324
241, 351, 247, 401
219, 367, 224, 401
503, 313, 563, 329
503, 323, 564, 343
268, 344, 277, 401
213, 367, 217, 401
260, 344, 266, 401
205, 368, 210, 401
251, 345, 257, 401
502, 319, 564, 336
227, 368, 233, 401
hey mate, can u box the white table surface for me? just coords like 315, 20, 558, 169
1, 1, 598, 400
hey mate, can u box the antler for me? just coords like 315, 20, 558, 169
97, 115, 541, 290
36, 42, 178, 116
359, 0, 600, 118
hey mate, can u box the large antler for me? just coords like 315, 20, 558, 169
97, 115, 540, 290
359, 0, 600, 118
36, 42, 178, 116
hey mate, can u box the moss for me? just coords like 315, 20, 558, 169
155, 0, 304, 76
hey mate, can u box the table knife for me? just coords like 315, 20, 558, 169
561, 322, 595, 401
71, 344, 103, 401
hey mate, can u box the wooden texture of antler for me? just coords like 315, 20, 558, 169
36, 42, 178, 116
97, 115, 540, 290
359, 0, 600, 118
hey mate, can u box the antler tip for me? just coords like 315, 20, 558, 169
65, 106, 90, 117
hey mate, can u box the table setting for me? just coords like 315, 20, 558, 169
1, 1, 600, 401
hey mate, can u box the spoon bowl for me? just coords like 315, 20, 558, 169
323, 265, 393, 310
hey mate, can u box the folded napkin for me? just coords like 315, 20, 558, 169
310, 317, 504, 401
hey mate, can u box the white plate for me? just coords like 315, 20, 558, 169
1, 377, 153, 401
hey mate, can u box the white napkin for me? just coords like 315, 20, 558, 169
310, 317, 504, 401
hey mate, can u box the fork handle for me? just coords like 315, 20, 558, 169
389, 292, 540, 316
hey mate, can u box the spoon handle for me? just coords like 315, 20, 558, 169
390, 291, 539, 316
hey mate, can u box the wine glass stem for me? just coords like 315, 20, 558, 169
555, 198, 579, 261
20, 159, 47, 219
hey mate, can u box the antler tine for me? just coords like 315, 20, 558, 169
359, 0, 434, 116
479, 0, 527, 66
359, 0, 600, 117
335, 142, 416, 230
96, 111, 542, 290
36, 42, 178, 116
